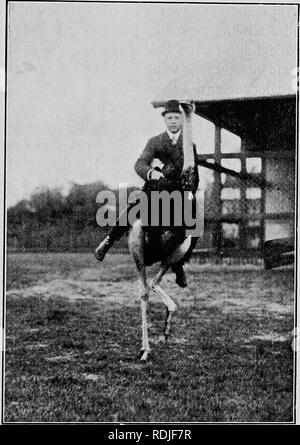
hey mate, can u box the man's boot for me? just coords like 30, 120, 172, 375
171, 263, 187, 288
95, 235, 113, 262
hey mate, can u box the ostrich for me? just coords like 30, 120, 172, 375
128, 101, 199, 361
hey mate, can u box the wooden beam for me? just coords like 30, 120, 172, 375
196, 157, 271, 188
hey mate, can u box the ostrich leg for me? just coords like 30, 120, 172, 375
152, 284, 176, 341
136, 260, 150, 360
140, 286, 150, 361
128, 222, 150, 361
151, 265, 177, 341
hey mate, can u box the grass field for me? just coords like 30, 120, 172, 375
4, 253, 295, 422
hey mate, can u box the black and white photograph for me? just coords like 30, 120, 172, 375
0, 0, 298, 426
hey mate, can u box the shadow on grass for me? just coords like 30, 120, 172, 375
5, 291, 294, 423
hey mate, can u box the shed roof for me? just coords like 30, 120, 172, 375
153, 94, 296, 152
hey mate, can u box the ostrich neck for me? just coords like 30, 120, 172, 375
182, 113, 194, 170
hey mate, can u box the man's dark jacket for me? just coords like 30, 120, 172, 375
134, 131, 199, 193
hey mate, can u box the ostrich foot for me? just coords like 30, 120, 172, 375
138, 349, 150, 362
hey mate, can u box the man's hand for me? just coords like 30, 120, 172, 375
150, 170, 165, 180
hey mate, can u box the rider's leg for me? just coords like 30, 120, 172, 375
95, 202, 136, 261
171, 194, 199, 287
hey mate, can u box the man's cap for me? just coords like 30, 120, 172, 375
161, 100, 181, 116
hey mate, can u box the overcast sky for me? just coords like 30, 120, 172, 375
6, 2, 297, 206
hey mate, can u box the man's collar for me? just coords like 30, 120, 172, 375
166, 129, 181, 142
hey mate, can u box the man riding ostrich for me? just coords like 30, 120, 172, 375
95, 100, 199, 289
95, 100, 200, 360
